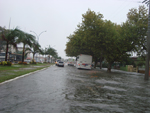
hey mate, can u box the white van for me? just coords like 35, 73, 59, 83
76, 54, 92, 69
67, 58, 76, 66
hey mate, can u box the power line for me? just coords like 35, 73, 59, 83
108, 0, 140, 24
108, 0, 128, 20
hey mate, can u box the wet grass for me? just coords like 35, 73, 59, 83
120, 66, 127, 71
0, 63, 54, 83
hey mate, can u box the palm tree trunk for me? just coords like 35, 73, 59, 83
22, 44, 25, 62
5, 41, 9, 61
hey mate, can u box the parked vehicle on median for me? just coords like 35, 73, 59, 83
76, 54, 92, 70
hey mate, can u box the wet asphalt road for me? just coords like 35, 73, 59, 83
0, 64, 150, 113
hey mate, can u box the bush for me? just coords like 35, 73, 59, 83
18, 61, 22, 64
18, 61, 27, 65
30, 60, 37, 64
0, 61, 12, 66
102, 62, 108, 68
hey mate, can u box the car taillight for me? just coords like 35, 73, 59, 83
78, 64, 80, 66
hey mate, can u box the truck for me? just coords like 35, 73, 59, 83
67, 58, 76, 66
76, 54, 92, 70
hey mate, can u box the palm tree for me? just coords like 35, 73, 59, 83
0, 27, 19, 61
25, 42, 42, 62
15, 29, 36, 62
46, 46, 57, 63
40, 47, 48, 62
0, 27, 6, 53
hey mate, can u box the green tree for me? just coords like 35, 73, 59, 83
101, 20, 122, 72
0, 26, 6, 53
65, 9, 105, 68
65, 6, 148, 72
126, 5, 148, 57
15, 29, 36, 62
46, 46, 57, 57
136, 57, 145, 67
1, 27, 19, 61
25, 42, 42, 61
40, 47, 51, 62
46, 45, 57, 62
81, 9, 105, 68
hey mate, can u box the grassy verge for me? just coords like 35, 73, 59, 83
120, 66, 128, 71
0, 63, 54, 83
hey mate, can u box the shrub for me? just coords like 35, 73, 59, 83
18, 61, 22, 64
102, 62, 108, 68
23, 62, 27, 65
30, 60, 37, 64
0, 61, 12, 66
7, 61, 12, 66
18, 61, 27, 65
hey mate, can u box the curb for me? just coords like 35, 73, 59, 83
0, 65, 52, 85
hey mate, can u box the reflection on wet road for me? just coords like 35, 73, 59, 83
0, 65, 150, 113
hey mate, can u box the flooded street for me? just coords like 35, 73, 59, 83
0, 64, 150, 113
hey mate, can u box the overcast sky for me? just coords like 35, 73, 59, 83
0, 0, 145, 59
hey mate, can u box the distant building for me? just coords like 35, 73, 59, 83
0, 45, 31, 62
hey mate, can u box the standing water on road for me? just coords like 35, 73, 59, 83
0, 65, 150, 113
64, 67, 150, 113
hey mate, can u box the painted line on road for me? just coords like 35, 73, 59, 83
0, 65, 53, 85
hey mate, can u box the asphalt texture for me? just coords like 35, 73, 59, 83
0, 64, 150, 113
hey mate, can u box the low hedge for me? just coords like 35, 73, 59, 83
18, 61, 27, 65
0, 61, 12, 66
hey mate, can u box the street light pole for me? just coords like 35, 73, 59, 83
30, 30, 46, 62
30, 30, 46, 43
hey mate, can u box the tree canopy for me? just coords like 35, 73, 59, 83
65, 6, 148, 72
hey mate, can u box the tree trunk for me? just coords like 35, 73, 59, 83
107, 63, 112, 72
99, 61, 102, 69
22, 44, 25, 62
45, 54, 46, 62
99, 56, 104, 69
5, 42, 9, 61
33, 54, 35, 62
94, 58, 98, 68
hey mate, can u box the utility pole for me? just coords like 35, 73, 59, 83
30, 30, 46, 62
143, 0, 150, 80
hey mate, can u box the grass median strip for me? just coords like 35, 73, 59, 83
0, 63, 53, 83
